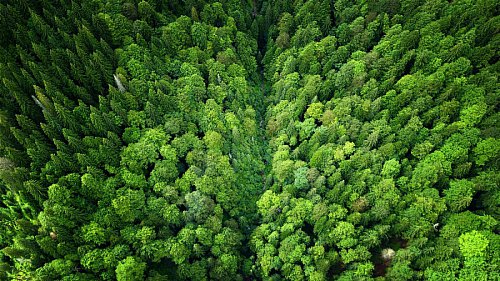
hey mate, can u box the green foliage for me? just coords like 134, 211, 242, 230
0, 0, 498, 280
257, 0, 499, 278
444, 180, 475, 212
459, 231, 489, 259
115, 256, 146, 281
474, 138, 500, 166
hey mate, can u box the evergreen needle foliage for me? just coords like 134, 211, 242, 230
0, 0, 498, 280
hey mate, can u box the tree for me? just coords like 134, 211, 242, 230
458, 231, 491, 280
410, 151, 451, 191
112, 188, 146, 223
473, 138, 500, 166
185, 191, 215, 224
444, 180, 475, 212
0, 0, 499, 279
116, 256, 146, 281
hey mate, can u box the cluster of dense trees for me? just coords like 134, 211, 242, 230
0, 1, 265, 279
0, 0, 498, 280
256, 0, 499, 279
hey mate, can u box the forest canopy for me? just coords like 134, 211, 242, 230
0, 0, 498, 280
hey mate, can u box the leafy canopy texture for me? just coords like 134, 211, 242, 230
0, 0, 498, 280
